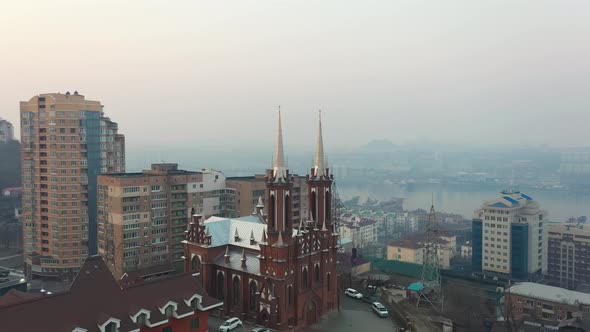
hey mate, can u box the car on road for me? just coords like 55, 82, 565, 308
345, 288, 363, 299
219, 317, 242, 332
371, 302, 389, 318
251, 328, 273, 332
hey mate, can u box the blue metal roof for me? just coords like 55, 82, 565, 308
502, 196, 519, 205
490, 202, 510, 208
408, 282, 425, 292
521, 193, 533, 200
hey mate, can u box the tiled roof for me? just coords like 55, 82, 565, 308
204, 215, 297, 249
0, 256, 222, 332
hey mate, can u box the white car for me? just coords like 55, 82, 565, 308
371, 302, 389, 318
219, 317, 243, 332
345, 288, 363, 299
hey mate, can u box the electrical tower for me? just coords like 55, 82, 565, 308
417, 203, 444, 312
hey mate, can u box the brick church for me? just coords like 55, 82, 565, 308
184, 111, 339, 329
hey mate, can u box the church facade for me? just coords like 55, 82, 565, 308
183, 112, 339, 329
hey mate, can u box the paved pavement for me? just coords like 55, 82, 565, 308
208, 295, 398, 332
307, 295, 398, 332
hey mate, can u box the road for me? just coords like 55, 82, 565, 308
208, 295, 398, 332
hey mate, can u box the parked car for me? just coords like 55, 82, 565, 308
219, 317, 242, 332
371, 302, 389, 318
251, 328, 273, 332
345, 288, 363, 299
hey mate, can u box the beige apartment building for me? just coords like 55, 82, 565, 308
20, 92, 125, 279
386, 232, 456, 269
547, 222, 590, 290
226, 174, 308, 220
97, 164, 236, 278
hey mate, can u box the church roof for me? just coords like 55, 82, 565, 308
204, 215, 297, 250
212, 248, 261, 275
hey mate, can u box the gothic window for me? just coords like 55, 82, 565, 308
302, 267, 308, 288
288, 285, 293, 307
249, 281, 257, 310
314, 264, 320, 284
191, 255, 201, 273
310, 191, 317, 221
233, 276, 240, 306
327, 273, 331, 290
326, 190, 331, 222
285, 194, 290, 229
217, 272, 224, 299
269, 194, 275, 228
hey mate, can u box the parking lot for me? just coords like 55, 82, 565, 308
207, 291, 398, 332
307, 294, 399, 332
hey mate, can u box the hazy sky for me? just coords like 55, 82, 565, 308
2, 1, 589, 151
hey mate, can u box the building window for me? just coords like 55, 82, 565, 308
288, 285, 293, 306
191, 256, 201, 273
105, 322, 118, 332
165, 305, 174, 318
314, 264, 320, 284
249, 281, 257, 310
302, 267, 308, 288
233, 276, 241, 306
327, 273, 331, 290
162, 327, 172, 332
217, 272, 225, 299
191, 317, 199, 330
137, 313, 147, 326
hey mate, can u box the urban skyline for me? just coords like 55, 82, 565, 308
2, 1, 590, 148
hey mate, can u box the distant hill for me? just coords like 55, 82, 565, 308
0, 140, 20, 189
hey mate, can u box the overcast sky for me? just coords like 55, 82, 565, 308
2, 1, 589, 151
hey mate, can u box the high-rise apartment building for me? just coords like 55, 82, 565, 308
20, 92, 125, 279
547, 222, 590, 290
0, 117, 14, 143
97, 164, 236, 278
226, 174, 308, 221
472, 190, 546, 281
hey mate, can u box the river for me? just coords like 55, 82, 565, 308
338, 182, 590, 222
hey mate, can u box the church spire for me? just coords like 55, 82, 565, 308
314, 110, 326, 177
273, 108, 287, 179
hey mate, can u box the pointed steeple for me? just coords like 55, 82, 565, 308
257, 196, 264, 208
241, 248, 247, 267
261, 228, 267, 243
273, 108, 287, 179
275, 231, 284, 247
314, 110, 326, 177
224, 246, 230, 263
321, 219, 327, 231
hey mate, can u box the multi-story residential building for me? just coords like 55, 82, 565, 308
0, 117, 14, 143
547, 222, 590, 290
386, 232, 457, 269
97, 164, 237, 278
20, 92, 125, 280
341, 218, 378, 249
227, 173, 308, 221
472, 190, 547, 281
504, 282, 590, 328
0, 256, 222, 332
